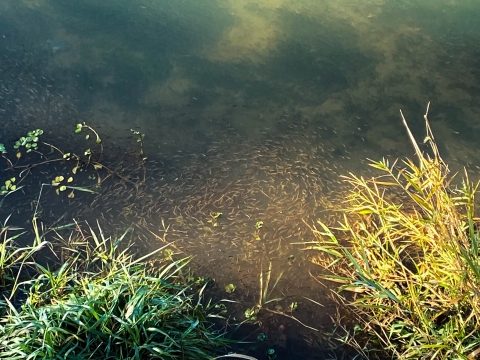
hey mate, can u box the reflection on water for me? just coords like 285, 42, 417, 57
2, 0, 480, 358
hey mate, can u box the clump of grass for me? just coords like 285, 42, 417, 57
309, 104, 480, 359
0, 223, 231, 359
0, 217, 48, 316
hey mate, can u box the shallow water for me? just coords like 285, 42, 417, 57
1, 0, 480, 358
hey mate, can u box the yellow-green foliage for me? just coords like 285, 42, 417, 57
312, 105, 480, 359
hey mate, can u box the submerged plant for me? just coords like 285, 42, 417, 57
309, 103, 480, 359
244, 262, 284, 323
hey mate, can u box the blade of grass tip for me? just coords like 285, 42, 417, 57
156, 257, 191, 280
0, 186, 24, 208
96, 220, 107, 244
112, 225, 133, 249
130, 241, 177, 265
196, 282, 208, 307
8, 251, 44, 299
263, 262, 272, 305
301, 296, 324, 307
3, 295, 20, 316
31, 217, 43, 247
267, 269, 284, 301
400, 109, 422, 166
64, 185, 97, 193
87, 222, 102, 248
259, 262, 263, 307
1, 212, 14, 227
34, 184, 46, 217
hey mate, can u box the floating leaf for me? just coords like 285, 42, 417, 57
16, 152, 21, 159
52, 176, 64, 186
93, 164, 103, 170
67, 177, 73, 183
225, 283, 236, 293
72, 166, 78, 174
59, 185, 67, 192
68, 191, 75, 198
85, 134, 90, 140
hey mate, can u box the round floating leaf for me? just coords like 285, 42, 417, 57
59, 185, 67, 192
225, 283, 236, 293
257, 333, 268, 342
52, 176, 64, 185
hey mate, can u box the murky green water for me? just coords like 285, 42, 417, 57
2, 0, 480, 358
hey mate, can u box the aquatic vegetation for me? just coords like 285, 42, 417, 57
0, 219, 47, 316
309, 104, 480, 359
244, 262, 284, 323
0, 125, 104, 200
0, 124, 254, 360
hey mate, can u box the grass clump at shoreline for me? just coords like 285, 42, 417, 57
0, 223, 231, 360
309, 104, 480, 359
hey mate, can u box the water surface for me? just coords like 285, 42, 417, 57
1, 0, 480, 358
